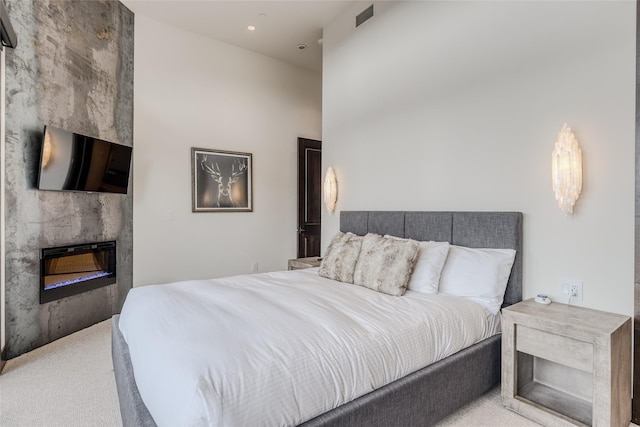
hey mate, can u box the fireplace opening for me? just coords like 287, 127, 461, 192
40, 241, 116, 304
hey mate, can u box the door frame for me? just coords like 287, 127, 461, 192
633, 0, 639, 420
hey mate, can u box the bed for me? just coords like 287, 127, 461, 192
112, 210, 523, 426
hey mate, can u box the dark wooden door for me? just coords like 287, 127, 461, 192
297, 138, 321, 258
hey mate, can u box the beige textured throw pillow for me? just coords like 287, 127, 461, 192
319, 232, 363, 283
353, 233, 420, 296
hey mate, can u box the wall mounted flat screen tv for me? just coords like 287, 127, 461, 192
37, 126, 132, 194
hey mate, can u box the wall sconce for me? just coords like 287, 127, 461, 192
324, 167, 337, 213
42, 131, 53, 169
551, 123, 582, 215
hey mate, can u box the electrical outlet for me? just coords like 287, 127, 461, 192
560, 279, 583, 303
251, 262, 259, 273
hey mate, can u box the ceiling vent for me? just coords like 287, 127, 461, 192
356, 4, 374, 28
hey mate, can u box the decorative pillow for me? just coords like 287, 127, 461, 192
353, 233, 420, 296
438, 245, 516, 314
385, 236, 450, 294
319, 232, 363, 283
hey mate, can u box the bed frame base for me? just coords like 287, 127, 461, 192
112, 315, 155, 427
112, 315, 500, 427
302, 333, 501, 426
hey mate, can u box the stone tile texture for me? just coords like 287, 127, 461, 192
4, 0, 134, 358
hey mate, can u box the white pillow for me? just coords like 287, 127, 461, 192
438, 245, 516, 314
409, 241, 451, 293
385, 236, 450, 294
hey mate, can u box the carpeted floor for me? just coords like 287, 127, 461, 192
0, 320, 550, 426
0, 321, 121, 427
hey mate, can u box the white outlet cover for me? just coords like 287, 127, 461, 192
560, 279, 583, 302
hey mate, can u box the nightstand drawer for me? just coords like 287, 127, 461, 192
516, 325, 593, 373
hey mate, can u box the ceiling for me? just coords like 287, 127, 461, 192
122, 0, 361, 73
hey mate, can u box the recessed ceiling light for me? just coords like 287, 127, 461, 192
258, 13, 267, 19
297, 44, 307, 50
248, 25, 256, 31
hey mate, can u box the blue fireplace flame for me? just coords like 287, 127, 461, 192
44, 271, 112, 291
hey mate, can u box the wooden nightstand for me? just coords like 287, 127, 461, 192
287, 257, 321, 270
502, 299, 631, 427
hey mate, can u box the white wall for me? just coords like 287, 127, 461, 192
322, 1, 635, 315
133, 16, 321, 286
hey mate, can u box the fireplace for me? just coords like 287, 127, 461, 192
40, 241, 116, 304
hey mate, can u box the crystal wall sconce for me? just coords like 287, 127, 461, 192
552, 123, 582, 215
324, 167, 337, 213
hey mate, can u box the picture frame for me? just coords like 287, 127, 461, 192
191, 147, 253, 212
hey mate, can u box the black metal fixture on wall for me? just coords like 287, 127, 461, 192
0, 0, 16, 49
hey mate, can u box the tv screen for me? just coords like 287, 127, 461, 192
37, 126, 132, 194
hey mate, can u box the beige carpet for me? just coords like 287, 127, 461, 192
0, 321, 122, 427
0, 320, 562, 426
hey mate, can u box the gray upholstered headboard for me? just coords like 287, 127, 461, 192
340, 211, 523, 307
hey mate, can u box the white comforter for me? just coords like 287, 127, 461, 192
118, 268, 500, 427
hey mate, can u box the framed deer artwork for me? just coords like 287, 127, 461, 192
191, 147, 253, 212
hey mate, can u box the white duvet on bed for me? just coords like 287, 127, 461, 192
118, 268, 500, 427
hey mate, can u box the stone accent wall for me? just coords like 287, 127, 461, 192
4, 0, 133, 358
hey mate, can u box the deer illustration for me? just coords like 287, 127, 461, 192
200, 156, 248, 208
